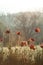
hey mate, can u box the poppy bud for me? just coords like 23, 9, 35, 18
40, 43, 43, 48
16, 31, 21, 35
20, 41, 27, 46
5, 30, 10, 34
35, 28, 40, 32
29, 44, 35, 50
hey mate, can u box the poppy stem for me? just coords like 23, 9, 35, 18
18, 35, 20, 46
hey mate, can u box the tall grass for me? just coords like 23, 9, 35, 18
0, 46, 43, 65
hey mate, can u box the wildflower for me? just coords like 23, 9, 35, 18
5, 30, 10, 34
35, 28, 40, 33
29, 44, 35, 50
20, 41, 27, 46
16, 31, 21, 35
40, 43, 43, 48
28, 38, 35, 42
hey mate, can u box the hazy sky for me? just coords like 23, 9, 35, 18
0, 0, 43, 13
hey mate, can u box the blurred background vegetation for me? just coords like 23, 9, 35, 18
0, 12, 43, 46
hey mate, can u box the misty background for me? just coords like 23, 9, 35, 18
0, 0, 43, 46
0, 12, 43, 46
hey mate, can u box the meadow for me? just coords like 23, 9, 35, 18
0, 12, 43, 65
0, 45, 43, 65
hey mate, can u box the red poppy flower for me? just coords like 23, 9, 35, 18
0, 38, 3, 42
40, 43, 43, 48
16, 31, 21, 35
28, 38, 35, 42
29, 44, 35, 50
35, 28, 40, 33
20, 41, 27, 46
5, 30, 10, 34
